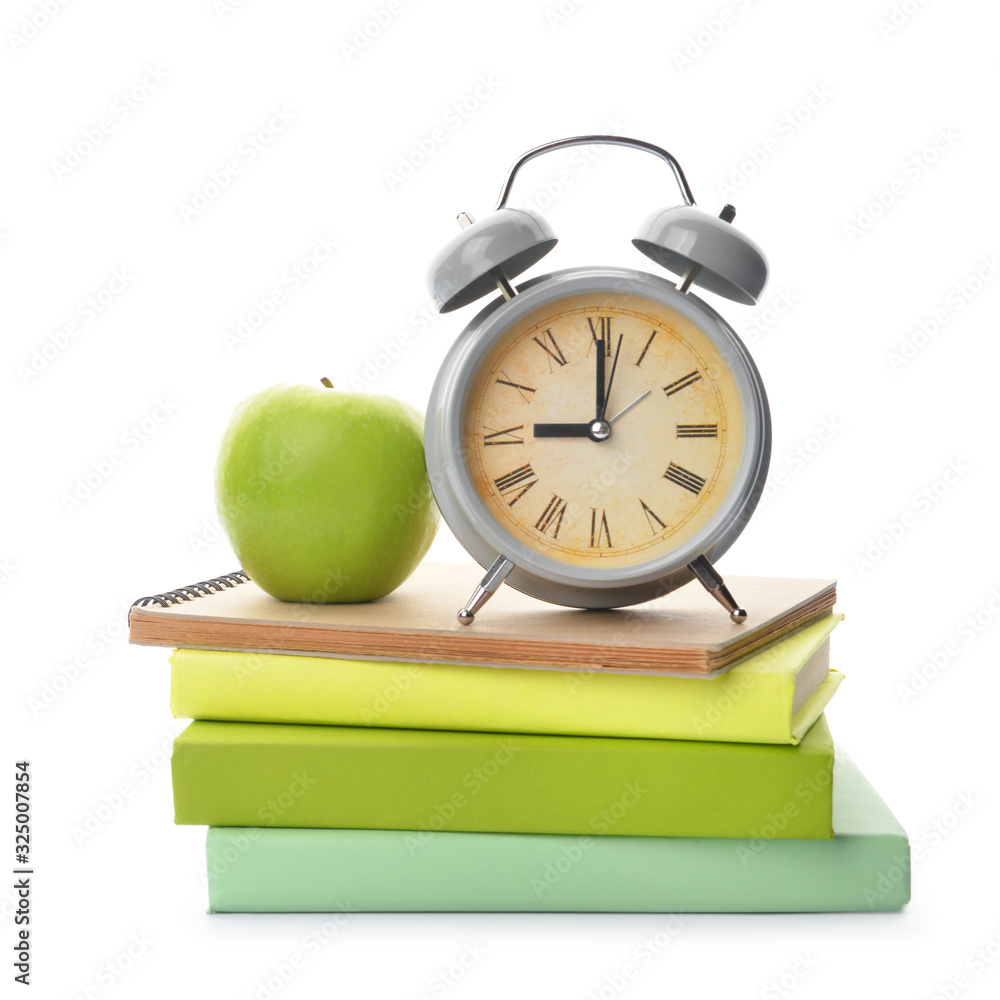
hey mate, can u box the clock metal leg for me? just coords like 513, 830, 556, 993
688, 554, 747, 624
491, 268, 517, 300
457, 555, 515, 625
676, 261, 702, 294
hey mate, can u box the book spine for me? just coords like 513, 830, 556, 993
168, 614, 842, 745
169, 649, 793, 743
205, 826, 910, 913
172, 720, 835, 839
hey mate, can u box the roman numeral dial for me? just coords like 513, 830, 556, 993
535, 495, 568, 537
494, 464, 537, 505
587, 316, 613, 356
639, 499, 666, 534
663, 370, 701, 396
590, 508, 612, 548
664, 462, 706, 495
677, 423, 717, 438
483, 425, 525, 446
496, 371, 536, 403
533, 329, 567, 369
464, 292, 744, 569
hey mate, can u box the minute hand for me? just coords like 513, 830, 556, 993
598, 333, 625, 421
595, 336, 606, 418
533, 423, 592, 438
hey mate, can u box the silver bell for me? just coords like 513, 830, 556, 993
633, 204, 768, 305
427, 207, 557, 313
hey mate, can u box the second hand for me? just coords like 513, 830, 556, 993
607, 389, 651, 424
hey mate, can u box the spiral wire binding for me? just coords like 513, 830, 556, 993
131, 570, 249, 610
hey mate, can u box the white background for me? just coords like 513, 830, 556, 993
4, 0, 1000, 996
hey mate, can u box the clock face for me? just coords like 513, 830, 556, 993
462, 291, 746, 569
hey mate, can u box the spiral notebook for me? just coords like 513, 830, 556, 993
129, 562, 836, 676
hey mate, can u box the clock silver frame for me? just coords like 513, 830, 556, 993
424, 266, 771, 610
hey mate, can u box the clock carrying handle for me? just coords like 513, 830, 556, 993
494, 135, 697, 211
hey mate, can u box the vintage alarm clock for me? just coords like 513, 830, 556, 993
424, 135, 771, 624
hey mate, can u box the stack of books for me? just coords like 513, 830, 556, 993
130, 562, 910, 913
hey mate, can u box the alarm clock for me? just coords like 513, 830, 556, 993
424, 135, 771, 624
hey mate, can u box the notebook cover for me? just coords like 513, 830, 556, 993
171, 716, 835, 839
170, 614, 844, 744
204, 750, 907, 913
132, 562, 837, 676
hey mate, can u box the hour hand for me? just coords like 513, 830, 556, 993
533, 423, 592, 438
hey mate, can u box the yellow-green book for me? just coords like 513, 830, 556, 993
171, 715, 836, 838
170, 613, 843, 745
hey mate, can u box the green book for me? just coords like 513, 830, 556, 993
204, 751, 907, 913
171, 716, 835, 839
170, 613, 843, 745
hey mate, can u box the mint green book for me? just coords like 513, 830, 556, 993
204, 751, 908, 913
172, 716, 834, 839
170, 614, 843, 745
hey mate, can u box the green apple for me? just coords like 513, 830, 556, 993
215, 381, 438, 602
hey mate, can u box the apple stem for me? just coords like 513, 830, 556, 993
320, 377, 334, 388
